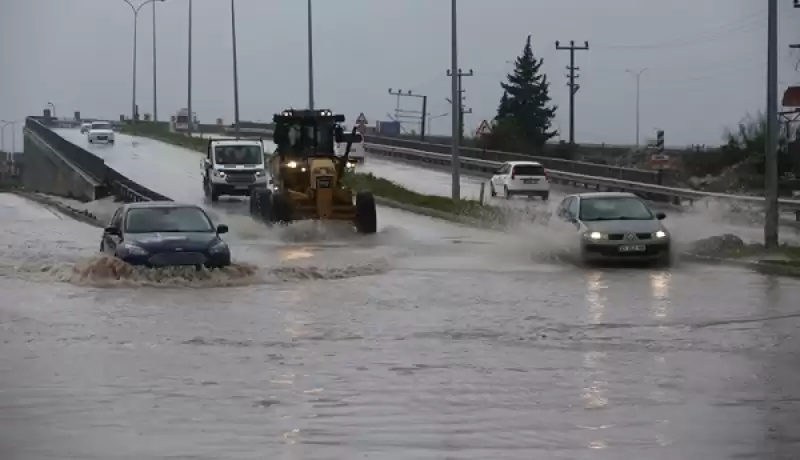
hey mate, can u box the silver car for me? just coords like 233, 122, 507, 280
555, 192, 671, 264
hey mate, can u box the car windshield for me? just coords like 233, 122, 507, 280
91, 123, 112, 130
125, 206, 214, 233
579, 197, 654, 221
214, 145, 262, 165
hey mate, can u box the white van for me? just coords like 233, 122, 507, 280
336, 131, 365, 169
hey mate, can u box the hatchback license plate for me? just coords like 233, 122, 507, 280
619, 245, 646, 252
523, 179, 539, 184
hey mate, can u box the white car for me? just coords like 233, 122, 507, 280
79, 122, 92, 134
555, 191, 671, 264
489, 161, 550, 200
87, 121, 115, 145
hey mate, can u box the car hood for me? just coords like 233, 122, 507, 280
583, 218, 665, 234
125, 232, 220, 251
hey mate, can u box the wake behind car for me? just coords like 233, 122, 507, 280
87, 121, 115, 144
201, 138, 268, 201
100, 202, 231, 268
555, 192, 671, 264
489, 161, 550, 200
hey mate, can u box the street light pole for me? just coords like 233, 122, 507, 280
152, 0, 158, 121
307, 0, 315, 110
626, 68, 647, 150
449, 0, 460, 201
231, 0, 240, 139
187, 0, 193, 136
764, 0, 779, 248
123, 0, 161, 124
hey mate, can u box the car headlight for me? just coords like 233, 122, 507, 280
585, 231, 603, 240
209, 240, 229, 253
119, 242, 148, 256
654, 230, 667, 239
346, 162, 356, 169
287, 161, 298, 168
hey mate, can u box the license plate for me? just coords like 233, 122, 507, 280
317, 177, 332, 188
234, 185, 250, 190
97, 136, 107, 140
619, 245, 646, 252
523, 179, 539, 184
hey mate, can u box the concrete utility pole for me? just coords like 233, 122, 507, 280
447, 68, 473, 142
307, 0, 315, 110
626, 68, 647, 150
449, 0, 460, 201
555, 40, 589, 145
764, 0, 779, 248
387, 89, 428, 141
187, 0, 193, 136
230, 0, 241, 139
152, 0, 159, 121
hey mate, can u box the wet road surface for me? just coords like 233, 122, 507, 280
3, 130, 800, 459
3, 191, 800, 459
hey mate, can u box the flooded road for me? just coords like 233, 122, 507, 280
3, 192, 800, 459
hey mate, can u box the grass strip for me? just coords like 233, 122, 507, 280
120, 126, 504, 223
714, 242, 800, 266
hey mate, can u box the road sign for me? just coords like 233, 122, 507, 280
476, 120, 490, 136
655, 129, 665, 153
356, 112, 368, 125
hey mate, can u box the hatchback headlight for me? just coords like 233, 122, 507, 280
119, 242, 147, 256
586, 231, 603, 240
209, 241, 228, 253
654, 230, 667, 239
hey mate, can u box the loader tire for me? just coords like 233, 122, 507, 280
256, 189, 273, 223
271, 192, 292, 224
355, 191, 377, 234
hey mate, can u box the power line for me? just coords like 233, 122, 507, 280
555, 40, 589, 145
595, 9, 766, 50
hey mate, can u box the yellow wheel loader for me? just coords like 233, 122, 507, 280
248, 109, 377, 234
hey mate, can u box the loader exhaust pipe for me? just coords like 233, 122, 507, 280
336, 126, 358, 181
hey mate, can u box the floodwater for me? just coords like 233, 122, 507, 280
2, 192, 800, 460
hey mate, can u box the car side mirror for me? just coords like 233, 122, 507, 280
656, 212, 666, 220
216, 224, 229, 234
104, 226, 120, 235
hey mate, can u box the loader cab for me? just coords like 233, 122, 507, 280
270, 109, 347, 190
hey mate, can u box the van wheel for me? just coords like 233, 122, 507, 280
541, 192, 550, 201
490, 183, 497, 197
355, 191, 377, 234
504, 186, 511, 199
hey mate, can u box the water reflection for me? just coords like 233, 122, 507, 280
581, 271, 609, 450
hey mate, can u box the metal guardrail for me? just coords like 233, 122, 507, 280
365, 143, 800, 219
27, 117, 171, 202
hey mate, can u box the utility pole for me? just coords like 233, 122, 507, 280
626, 68, 647, 150
764, 0, 780, 247
387, 89, 428, 141
449, 0, 460, 201
447, 68, 473, 144
555, 40, 589, 145
230, 0, 240, 139
186, 0, 193, 136
307, 0, 315, 110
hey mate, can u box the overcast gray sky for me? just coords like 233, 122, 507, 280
1, 0, 798, 149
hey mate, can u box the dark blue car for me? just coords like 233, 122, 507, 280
100, 202, 231, 268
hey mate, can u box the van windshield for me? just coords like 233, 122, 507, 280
214, 145, 262, 165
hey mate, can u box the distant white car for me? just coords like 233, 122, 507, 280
87, 121, 115, 145
489, 160, 550, 200
79, 122, 92, 134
